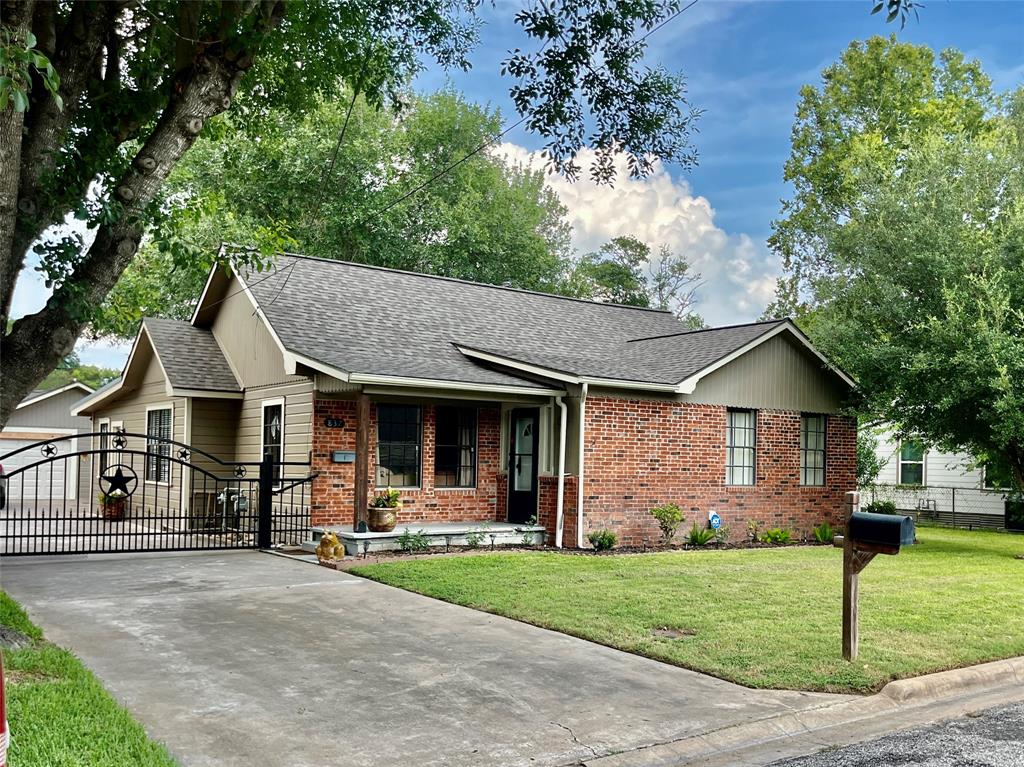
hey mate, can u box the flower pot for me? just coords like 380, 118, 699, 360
367, 505, 399, 533
103, 497, 127, 521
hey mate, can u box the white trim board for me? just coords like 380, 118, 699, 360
16, 381, 94, 409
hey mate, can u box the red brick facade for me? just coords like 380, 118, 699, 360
311, 399, 502, 528
580, 396, 856, 546
310, 395, 855, 548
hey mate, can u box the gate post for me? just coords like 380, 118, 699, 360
258, 453, 274, 549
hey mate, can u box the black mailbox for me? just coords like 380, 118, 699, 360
848, 511, 915, 550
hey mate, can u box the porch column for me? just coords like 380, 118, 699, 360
354, 392, 371, 530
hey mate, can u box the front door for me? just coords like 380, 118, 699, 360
507, 408, 539, 523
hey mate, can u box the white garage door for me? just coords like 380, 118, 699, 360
0, 432, 78, 501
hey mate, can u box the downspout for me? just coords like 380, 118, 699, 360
576, 382, 588, 549
554, 395, 568, 548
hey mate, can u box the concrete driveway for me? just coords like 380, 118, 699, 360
1, 551, 846, 767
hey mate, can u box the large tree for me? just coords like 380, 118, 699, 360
769, 38, 1024, 491
0, 0, 703, 426
91, 90, 575, 338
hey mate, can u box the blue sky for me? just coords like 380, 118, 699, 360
20, 0, 1023, 368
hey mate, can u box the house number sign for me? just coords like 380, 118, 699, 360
324, 418, 345, 428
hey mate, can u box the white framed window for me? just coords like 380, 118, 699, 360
96, 418, 111, 476
726, 409, 756, 486
898, 440, 925, 486
145, 405, 173, 484
261, 398, 285, 485
800, 414, 827, 486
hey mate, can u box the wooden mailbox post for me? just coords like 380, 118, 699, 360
835, 490, 916, 661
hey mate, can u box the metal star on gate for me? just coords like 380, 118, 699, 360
112, 434, 127, 450
99, 464, 138, 498
233, 465, 247, 478
177, 448, 191, 461
41, 443, 57, 457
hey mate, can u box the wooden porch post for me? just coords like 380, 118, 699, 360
354, 392, 370, 530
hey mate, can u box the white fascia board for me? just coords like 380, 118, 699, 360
169, 388, 244, 400
137, 322, 177, 398
675, 321, 856, 394
16, 381, 94, 410
288, 351, 351, 382
582, 377, 679, 393
348, 372, 564, 397
71, 322, 154, 415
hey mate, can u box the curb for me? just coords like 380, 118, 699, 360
582, 656, 1024, 767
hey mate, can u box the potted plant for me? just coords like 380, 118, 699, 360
368, 487, 401, 532
99, 489, 127, 521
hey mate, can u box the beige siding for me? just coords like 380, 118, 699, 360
89, 346, 186, 502
234, 381, 314, 476
209, 275, 307, 388
7, 389, 93, 430
681, 333, 847, 413
189, 398, 240, 479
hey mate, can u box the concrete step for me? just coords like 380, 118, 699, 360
302, 521, 546, 557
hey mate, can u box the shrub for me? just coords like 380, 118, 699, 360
649, 503, 684, 543
371, 487, 402, 508
746, 519, 762, 542
812, 521, 834, 544
588, 529, 617, 551
397, 528, 431, 553
686, 522, 715, 546
713, 525, 731, 545
762, 528, 792, 545
464, 526, 487, 548
863, 500, 898, 515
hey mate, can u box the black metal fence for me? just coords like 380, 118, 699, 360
0, 431, 314, 556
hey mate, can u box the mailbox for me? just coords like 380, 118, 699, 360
847, 511, 915, 550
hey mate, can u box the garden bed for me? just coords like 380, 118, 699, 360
349, 526, 1024, 693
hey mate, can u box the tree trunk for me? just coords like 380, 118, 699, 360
0, 2, 284, 427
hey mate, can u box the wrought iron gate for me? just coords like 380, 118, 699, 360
0, 431, 314, 556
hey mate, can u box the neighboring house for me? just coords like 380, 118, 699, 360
73, 254, 857, 547
1, 382, 94, 503
866, 429, 1016, 530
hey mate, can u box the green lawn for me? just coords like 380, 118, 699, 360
351, 526, 1024, 693
1, 592, 176, 767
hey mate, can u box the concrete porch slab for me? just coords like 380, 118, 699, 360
303, 521, 547, 555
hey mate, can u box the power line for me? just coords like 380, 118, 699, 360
364, 0, 700, 222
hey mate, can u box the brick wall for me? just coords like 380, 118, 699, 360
581, 396, 856, 547
310, 399, 501, 528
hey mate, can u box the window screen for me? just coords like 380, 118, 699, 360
726, 409, 756, 486
146, 408, 172, 483
800, 414, 827, 486
435, 407, 477, 488
377, 405, 421, 487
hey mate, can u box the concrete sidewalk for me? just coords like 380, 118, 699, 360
0, 551, 847, 767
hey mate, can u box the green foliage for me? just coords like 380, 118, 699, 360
588, 529, 617, 551
568, 237, 704, 326
857, 430, 887, 488
397, 528, 431, 553
761, 528, 792, 545
863, 500, 898, 515
0, 28, 61, 112
36, 352, 119, 392
813, 522, 834, 544
370, 488, 401, 508
746, 519, 762, 543
769, 37, 1024, 494
685, 522, 715, 547
464, 524, 488, 549
649, 503, 684, 544
713, 525, 731, 545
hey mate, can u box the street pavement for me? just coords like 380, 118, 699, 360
771, 700, 1024, 767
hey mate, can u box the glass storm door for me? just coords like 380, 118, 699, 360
507, 408, 539, 523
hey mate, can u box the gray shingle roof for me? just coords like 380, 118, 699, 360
143, 317, 240, 392
239, 255, 814, 390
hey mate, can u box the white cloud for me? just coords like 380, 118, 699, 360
497, 143, 780, 325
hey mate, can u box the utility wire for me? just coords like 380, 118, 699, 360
364, 0, 700, 222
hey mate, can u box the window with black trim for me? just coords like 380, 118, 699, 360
146, 407, 172, 483
435, 407, 477, 488
898, 440, 925, 486
376, 405, 420, 487
800, 414, 826, 486
726, 409, 756, 486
